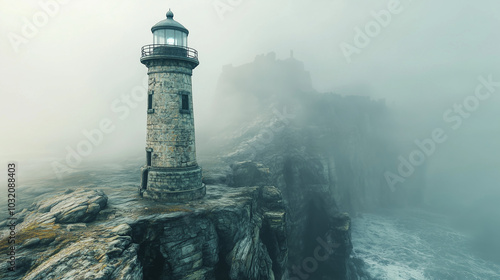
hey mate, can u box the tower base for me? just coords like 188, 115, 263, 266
140, 166, 205, 202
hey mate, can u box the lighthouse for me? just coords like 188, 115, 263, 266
139, 9, 205, 202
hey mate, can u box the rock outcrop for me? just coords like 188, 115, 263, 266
30, 188, 108, 224
0, 185, 288, 280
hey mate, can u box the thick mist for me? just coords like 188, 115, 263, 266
1, 0, 500, 267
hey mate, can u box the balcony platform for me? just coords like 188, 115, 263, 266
141, 44, 199, 67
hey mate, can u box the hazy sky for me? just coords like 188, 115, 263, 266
1, 0, 500, 190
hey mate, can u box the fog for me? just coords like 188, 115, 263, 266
1, 0, 500, 269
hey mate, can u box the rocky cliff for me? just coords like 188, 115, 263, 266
198, 52, 412, 279
0, 185, 288, 280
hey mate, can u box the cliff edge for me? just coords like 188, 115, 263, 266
0, 185, 292, 280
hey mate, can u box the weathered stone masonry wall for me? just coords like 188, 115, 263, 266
147, 167, 202, 192
145, 60, 198, 169
143, 166, 205, 201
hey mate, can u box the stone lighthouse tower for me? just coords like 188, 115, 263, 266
139, 9, 205, 202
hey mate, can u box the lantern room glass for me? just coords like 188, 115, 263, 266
154, 29, 188, 47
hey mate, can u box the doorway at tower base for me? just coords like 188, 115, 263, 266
139, 166, 206, 202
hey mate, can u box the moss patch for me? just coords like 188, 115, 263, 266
0, 222, 79, 260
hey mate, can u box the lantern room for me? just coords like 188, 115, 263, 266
151, 9, 188, 47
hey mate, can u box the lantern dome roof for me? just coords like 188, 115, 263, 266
151, 9, 189, 35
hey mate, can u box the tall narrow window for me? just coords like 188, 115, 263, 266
148, 92, 153, 109
181, 94, 189, 111
148, 91, 154, 113
146, 151, 152, 166
179, 91, 190, 114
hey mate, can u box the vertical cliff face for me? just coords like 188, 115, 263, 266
199, 52, 414, 279
209, 125, 356, 279
132, 185, 288, 280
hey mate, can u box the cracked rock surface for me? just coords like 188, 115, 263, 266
0, 185, 287, 280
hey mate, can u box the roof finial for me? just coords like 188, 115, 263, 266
166, 9, 174, 19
